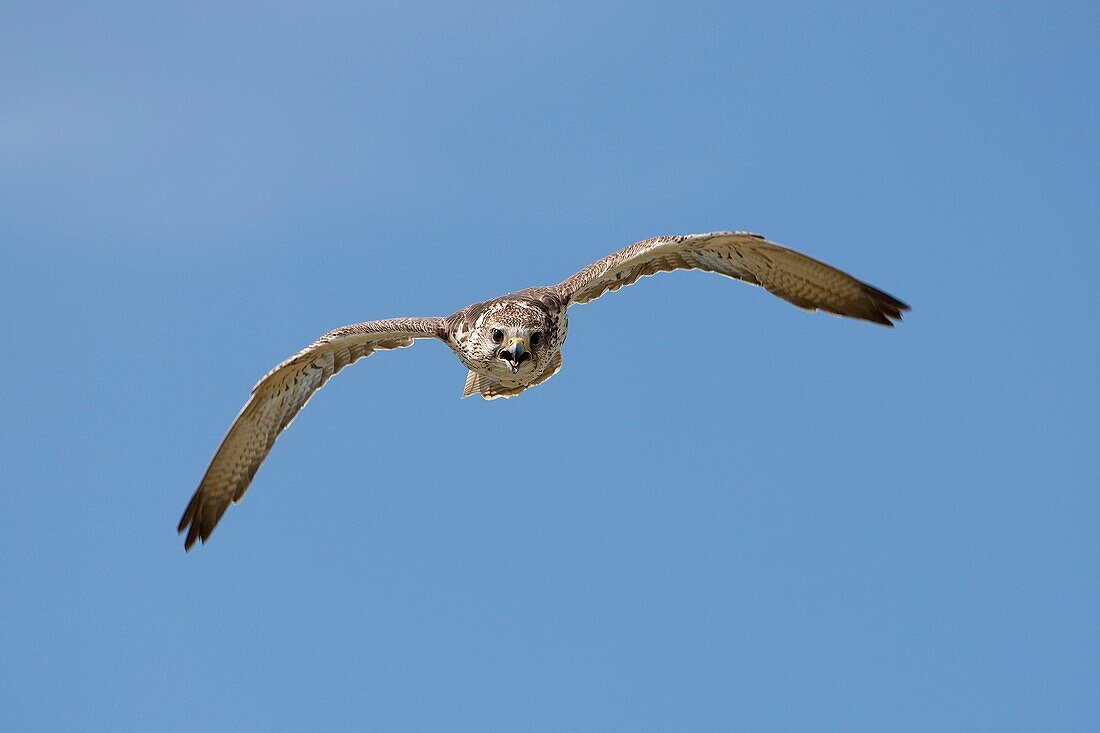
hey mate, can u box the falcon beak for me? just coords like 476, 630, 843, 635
500, 337, 530, 373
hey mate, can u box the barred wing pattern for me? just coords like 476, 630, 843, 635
556, 231, 908, 325
178, 317, 444, 550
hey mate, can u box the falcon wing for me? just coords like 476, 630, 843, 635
555, 231, 908, 325
178, 317, 444, 550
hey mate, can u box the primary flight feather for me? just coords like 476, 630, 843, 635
179, 231, 909, 550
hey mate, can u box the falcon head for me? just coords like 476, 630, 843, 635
467, 299, 556, 383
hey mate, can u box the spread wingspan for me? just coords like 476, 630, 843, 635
556, 231, 908, 325
178, 317, 443, 550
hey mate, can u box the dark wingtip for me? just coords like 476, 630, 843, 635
181, 509, 200, 552
866, 284, 910, 310
860, 282, 909, 326
178, 491, 205, 552
179, 490, 196, 550
179, 492, 230, 551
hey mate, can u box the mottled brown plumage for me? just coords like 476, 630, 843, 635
179, 231, 908, 549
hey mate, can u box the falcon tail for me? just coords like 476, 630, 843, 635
461, 371, 525, 400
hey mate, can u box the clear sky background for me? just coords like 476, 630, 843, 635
2, 2, 1097, 730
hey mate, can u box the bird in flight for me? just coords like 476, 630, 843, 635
179, 231, 909, 550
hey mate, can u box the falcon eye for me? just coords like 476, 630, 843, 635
530, 331, 542, 347
491, 328, 504, 344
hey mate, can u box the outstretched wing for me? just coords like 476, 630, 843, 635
555, 231, 908, 325
178, 317, 444, 550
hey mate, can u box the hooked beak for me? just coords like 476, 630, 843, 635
499, 337, 530, 373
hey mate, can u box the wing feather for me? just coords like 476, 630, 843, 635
178, 316, 444, 550
556, 231, 908, 325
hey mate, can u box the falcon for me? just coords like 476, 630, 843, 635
179, 231, 909, 550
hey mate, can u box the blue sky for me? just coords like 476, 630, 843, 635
2, 1, 1097, 730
